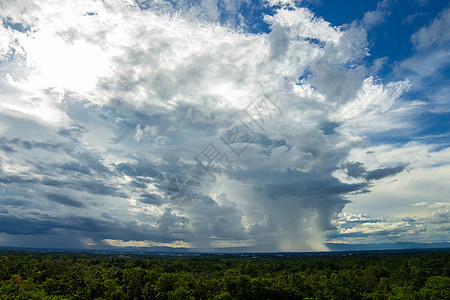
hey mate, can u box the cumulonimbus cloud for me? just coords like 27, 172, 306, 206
1, 0, 438, 251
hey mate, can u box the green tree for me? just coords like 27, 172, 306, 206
420, 276, 450, 300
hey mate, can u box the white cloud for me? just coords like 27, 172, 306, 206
264, 7, 342, 45
134, 125, 160, 142
329, 207, 449, 244
266, 0, 297, 7
362, 0, 392, 28
392, 6, 450, 116
201, 0, 220, 21
336, 77, 410, 121
411, 7, 450, 51
343, 144, 450, 224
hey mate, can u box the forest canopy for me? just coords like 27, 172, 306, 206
0, 250, 449, 299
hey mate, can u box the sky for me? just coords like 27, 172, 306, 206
0, 0, 449, 252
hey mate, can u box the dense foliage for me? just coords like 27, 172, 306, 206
0, 250, 448, 299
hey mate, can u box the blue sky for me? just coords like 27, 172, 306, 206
0, 0, 449, 251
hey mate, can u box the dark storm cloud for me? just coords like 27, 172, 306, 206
72, 180, 126, 197
0, 137, 66, 152
40, 178, 125, 197
156, 208, 189, 234
0, 175, 35, 185
317, 120, 342, 135
0, 211, 190, 243
139, 193, 163, 205
187, 196, 246, 241
130, 180, 149, 189
115, 161, 163, 179
31, 141, 66, 152
0, 214, 106, 237
0, 144, 15, 153
58, 125, 87, 138
1, 197, 34, 208
429, 210, 450, 224
57, 161, 92, 175
262, 173, 367, 200
327, 231, 370, 238
252, 134, 288, 154
0, 233, 85, 249
314, 197, 350, 231
345, 162, 367, 178
69, 152, 112, 176
46, 193, 85, 208
0, 214, 59, 235
365, 164, 407, 181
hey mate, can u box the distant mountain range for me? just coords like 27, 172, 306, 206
0, 242, 449, 254
325, 242, 450, 251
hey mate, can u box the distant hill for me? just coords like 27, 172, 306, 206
1, 241, 449, 255
325, 242, 450, 251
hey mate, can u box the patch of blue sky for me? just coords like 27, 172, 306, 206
306, 0, 379, 26
217, 1, 274, 33
362, 110, 450, 147
415, 111, 450, 139
1, 17, 30, 33
307, 1, 448, 79
133, 0, 274, 33
363, 130, 422, 146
